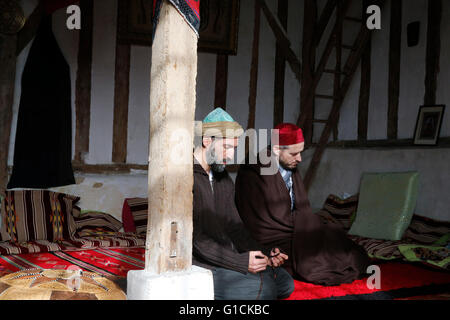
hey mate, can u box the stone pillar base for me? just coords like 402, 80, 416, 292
127, 266, 214, 300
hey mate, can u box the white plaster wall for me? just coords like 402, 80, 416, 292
367, 0, 390, 140
300, 147, 450, 221
52, 171, 148, 221
436, 0, 450, 136
397, 0, 427, 139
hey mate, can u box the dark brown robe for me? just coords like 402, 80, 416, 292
192, 163, 270, 274
235, 151, 370, 286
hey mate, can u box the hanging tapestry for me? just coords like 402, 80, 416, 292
152, 0, 200, 40
8, 16, 75, 189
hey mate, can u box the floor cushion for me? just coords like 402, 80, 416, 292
348, 172, 419, 241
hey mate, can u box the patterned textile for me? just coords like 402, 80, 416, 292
0, 190, 79, 243
0, 268, 126, 300
0, 248, 448, 300
317, 194, 450, 268
348, 235, 415, 261
153, 0, 200, 40
317, 194, 359, 231
349, 215, 450, 262
404, 214, 450, 245
0, 247, 145, 278
0, 233, 145, 256
398, 245, 450, 271
73, 210, 123, 235
122, 198, 148, 235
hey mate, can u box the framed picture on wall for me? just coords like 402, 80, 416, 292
413, 105, 446, 145
117, 0, 154, 46
198, 0, 240, 55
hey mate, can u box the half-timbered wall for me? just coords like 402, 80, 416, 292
6, 0, 450, 221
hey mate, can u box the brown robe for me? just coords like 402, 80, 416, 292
192, 163, 271, 274
235, 151, 370, 286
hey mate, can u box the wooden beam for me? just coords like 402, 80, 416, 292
358, 0, 372, 142
74, 0, 94, 163
310, 137, 450, 149
297, 0, 352, 129
72, 163, 147, 174
424, 0, 442, 105
258, 0, 302, 83
145, 1, 198, 274
247, 0, 261, 130
112, 42, 131, 163
332, 0, 344, 141
214, 54, 229, 109
303, 18, 376, 190
273, 0, 288, 127
0, 34, 17, 190
387, 0, 402, 139
314, 0, 337, 47
300, 0, 317, 145
16, 2, 45, 56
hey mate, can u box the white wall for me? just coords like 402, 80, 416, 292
7, 0, 450, 221
300, 147, 450, 221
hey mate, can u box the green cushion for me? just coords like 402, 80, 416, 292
398, 244, 450, 270
348, 171, 419, 241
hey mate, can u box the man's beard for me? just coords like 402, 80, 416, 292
206, 146, 226, 173
279, 158, 297, 171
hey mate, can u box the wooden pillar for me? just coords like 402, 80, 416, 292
0, 34, 17, 190
387, 0, 402, 140
214, 54, 228, 109
145, 1, 198, 274
273, 0, 288, 127
75, 0, 94, 163
112, 42, 131, 163
358, 0, 372, 142
300, 0, 317, 144
247, 0, 261, 130
424, 0, 442, 105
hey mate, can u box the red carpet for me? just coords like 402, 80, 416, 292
0, 248, 145, 278
0, 248, 449, 299
286, 262, 450, 300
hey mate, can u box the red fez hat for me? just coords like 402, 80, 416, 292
272, 123, 305, 146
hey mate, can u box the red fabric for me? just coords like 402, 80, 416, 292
42, 0, 79, 14
1, 250, 449, 298
285, 262, 450, 300
272, 123, 305, 146
183, 0, 200, 18
0, 248, 145, 278
122, 199, 137, 233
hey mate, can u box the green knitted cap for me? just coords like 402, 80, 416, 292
203, 108, 235, 123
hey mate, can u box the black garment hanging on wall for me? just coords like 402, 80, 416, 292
8, 16, 75, 189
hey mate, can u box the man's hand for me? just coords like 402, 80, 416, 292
268, 248, 288, 268
248, 251, 269, 274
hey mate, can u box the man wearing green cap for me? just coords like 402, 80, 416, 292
192, 108, 294, 300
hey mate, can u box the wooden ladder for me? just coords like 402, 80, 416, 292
297, 0, 384, 191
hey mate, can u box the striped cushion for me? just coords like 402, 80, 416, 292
0, 193, 4, 241
122, 198, 148, 235
318, 194, 359, 231
73, 210, 123, 235
404, 214, 450, 245
0, 190, 79, 243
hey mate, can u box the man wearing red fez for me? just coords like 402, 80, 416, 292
235, 123, 370, 286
